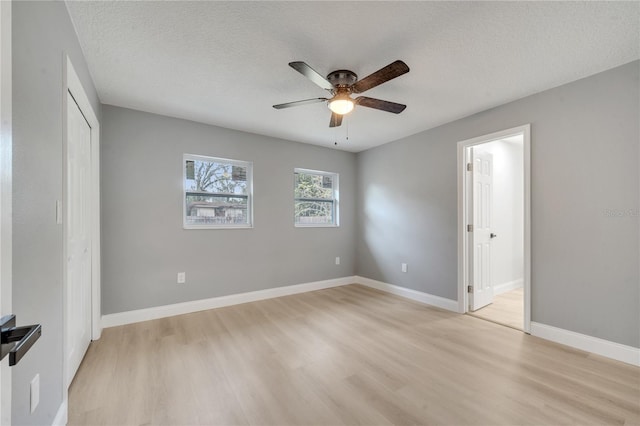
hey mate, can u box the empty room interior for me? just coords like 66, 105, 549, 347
1, 1, 639, 425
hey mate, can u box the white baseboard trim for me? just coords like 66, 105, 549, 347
530, 322, 640, 367
100, 276, 638, 367
354, 276, 458, 312
52, 398, 67, 426
493, 278, 523, 295
102, 276, 355, 328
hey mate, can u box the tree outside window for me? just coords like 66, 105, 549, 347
294, 169, 338, 226
184, 154, 252, 228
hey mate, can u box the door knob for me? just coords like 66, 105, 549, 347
0, 315, 42, 366
490, 233, 498, 238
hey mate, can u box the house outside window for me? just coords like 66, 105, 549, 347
183, 154, 253, 229
294, 168, 339, 227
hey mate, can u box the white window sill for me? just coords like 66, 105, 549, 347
183, 225, 253, 230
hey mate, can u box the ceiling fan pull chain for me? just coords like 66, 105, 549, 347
346, 117, 349, 141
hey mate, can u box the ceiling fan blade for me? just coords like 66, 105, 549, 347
356, 97, 407, 114
289, 62, 334, 91
351, 60, 410, 94
329, 112, 343, 127
273, 98, 328, 109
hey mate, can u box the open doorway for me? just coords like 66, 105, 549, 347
457, 125, 531, 332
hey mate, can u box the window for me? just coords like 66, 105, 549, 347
183, 154, 252, 229
294, 168, 339, 227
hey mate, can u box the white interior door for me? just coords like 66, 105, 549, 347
66, 92, 92, 386
469, 148, 494, 311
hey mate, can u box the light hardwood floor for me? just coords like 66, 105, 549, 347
469, 287, 524, 330
69, 284, 640, 425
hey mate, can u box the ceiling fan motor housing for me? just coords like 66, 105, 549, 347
327, 70, 358, 88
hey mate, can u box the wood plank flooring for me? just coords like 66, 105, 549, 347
469, 287, 524, 330
68, 284, 640, 425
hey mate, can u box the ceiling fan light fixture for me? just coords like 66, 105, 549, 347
328, 98, 354, 115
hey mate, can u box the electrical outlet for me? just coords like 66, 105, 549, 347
30, 374, 40, 413
335, 257, 340, 265
177, 272, 186, 284
401, 263, 408, 273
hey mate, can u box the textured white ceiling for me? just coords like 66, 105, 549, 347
65, 1, 639, 152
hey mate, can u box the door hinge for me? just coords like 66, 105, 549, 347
467, 224, 473, 232
468, 285, 473, 293
466, 163, 473, 172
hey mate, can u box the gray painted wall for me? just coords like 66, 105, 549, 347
101, 105, 356, 314
12, 1, 101, 424
356, 61, 639, 348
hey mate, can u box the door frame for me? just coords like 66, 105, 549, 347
62, 55, 101, 391
0, 1, 12, 423
457, 124, 531, 333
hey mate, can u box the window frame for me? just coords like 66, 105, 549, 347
183, 153, 253, 230
294, 168, 339, 228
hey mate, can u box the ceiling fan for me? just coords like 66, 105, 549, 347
273, 60, 410, 127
